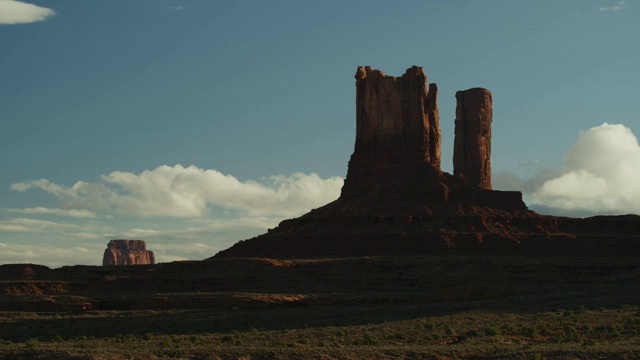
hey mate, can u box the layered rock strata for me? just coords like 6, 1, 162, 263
454, 88, 493, 189
214, 66, 640, 259
342, 66, 440, 198
103, 240, 155, 266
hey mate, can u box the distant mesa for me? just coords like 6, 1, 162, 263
214, 66, 640, 259
103, 240, 155, 266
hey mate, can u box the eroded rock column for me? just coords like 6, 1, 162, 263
342, 66, 442, 197
453, 88, 492, 189
352, 65, 440, 167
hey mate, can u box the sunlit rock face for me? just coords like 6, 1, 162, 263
454, 88, 493, 190
214, 66, 640, 260
103, 240, 155, 266
342, 66, 441, 198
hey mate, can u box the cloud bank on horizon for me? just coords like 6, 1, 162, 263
495, 123, 640, 216
3, 123, 639, 267
9, 124, 639, 221
0, 0, 55, 25
10, 165, 344, 219
2, 168, 343, 266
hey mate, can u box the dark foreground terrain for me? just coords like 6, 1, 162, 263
1, 255, 640, 359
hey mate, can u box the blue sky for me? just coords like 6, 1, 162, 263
1, 0, 639, 267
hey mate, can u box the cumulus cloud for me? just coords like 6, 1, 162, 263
0, 212, 271, 266
10, 179, 66, 195
0, 243, 101, 268
11, 164, 344, 218
531, 123, 640, 214
598, 0, 625, 12
493, 163, 561, 194
108, 216, 276, 258
4, 207, 96, 218
0, 215, 263, 266
0, 0, 55, 25
0, 218, 78, 232
3, 166, 339, 266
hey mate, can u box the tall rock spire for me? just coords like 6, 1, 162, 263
215, 66, 546, 261
453, 88, 493, 190
342, 66, 441, 197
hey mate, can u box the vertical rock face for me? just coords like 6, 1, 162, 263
453, 88, 492, 190
103, 240, 155, 266
213, 65, 640, 260
215, 66, 538, 260
342, 66, 441, 197
427, 83, 441, 169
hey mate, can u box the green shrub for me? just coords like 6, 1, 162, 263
466, 329, 484, 337
501, 324, 514, 333
25, 338, 39, 349
444, 325, 456, 336
361, 332, 379, 345
523, 326, 537, 336
423, 322, 436, 330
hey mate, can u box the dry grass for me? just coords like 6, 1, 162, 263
1, 307, 639, 359
1, 255, 640, 359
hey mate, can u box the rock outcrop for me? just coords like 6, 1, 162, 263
342, 66, 440, 198
454, 88, 492, 189
214, 66, 640, 260
103, 240, 155, 266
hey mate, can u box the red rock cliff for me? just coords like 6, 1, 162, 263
103, 240, 155, 266
453, 88, 492, 189
213, 66, 640, 260
342, 66, 441, 198
214, 67, 547, 260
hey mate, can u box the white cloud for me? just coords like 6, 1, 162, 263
4, 207, 96, 218
149, 242, 216, 263
115, 217, 277, 261
0, 215, 251, 266
10, 178, 66, 196
530, 123, 640, 215
0, 216, 254, 266
0, 0, 55, 25
0, 217, 78, 232
66, 232, 105, 240
11, 165, 344, 219
0, 243, 101, 268
3, 165, 335, 266
598, 0, 625, 12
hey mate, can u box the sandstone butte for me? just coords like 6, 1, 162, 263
102, 240, 155, 266
214, 66, 640, 259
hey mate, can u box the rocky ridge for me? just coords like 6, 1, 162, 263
215, 66, 640, 259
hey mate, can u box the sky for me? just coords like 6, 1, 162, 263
1, 0, 639, 267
